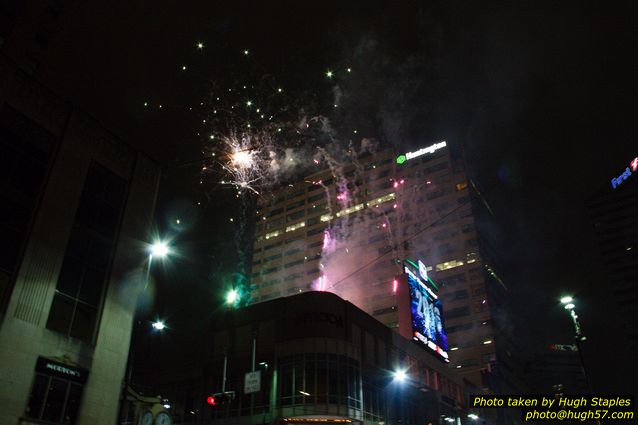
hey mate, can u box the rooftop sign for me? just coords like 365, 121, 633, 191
396, 141, 447, 164
611, 156, 638, 189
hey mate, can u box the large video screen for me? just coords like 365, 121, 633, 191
405, 266, 449, 362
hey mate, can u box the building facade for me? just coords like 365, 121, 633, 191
249, 142, 524, 396
0, 52, 161, 424
588, 155, 638, 361
137, 291, 469, 425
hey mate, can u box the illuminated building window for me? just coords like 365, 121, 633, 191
465, 252, 479, 263
455, 182, 468, 191
285, 221, 305, 233
264, 230, 280, 240
336, 203, 364, 217
367, 192, 395, 207
435, 259, 464, 272
320, 214, 332, 222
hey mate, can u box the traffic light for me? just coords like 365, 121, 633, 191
206, 392, 235, 406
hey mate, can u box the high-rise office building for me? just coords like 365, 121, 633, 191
250, 142, 524, 395
588, 154, 638, 360
0, 53, 160, 425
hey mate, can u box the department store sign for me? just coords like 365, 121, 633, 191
36, 357, 88, 383
611, 156, 638, 189
396, 141, 447, 164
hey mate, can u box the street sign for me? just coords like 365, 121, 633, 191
244, 370, 261, 394
549, 344, 578, 352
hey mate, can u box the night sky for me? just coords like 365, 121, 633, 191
34, 0, 637, 392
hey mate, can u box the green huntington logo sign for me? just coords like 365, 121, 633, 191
396, 141, 447, 165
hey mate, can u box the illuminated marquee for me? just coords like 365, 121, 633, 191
396, 141, 447, 164
611, 156, 638, 189
404, 263, 449, 362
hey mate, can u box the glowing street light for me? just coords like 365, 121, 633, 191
558, 295, 592, 393
152, 320, 166, 331
468, 413, 479, 421
226, 289, 239, 305
392, 369, 407, 382
150, 241, 169, 258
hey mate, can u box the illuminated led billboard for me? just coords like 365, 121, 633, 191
404, 263, 449, 362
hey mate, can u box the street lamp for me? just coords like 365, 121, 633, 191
120, 240, 172, 424
392, 369, 407, 382
152, 320, 166, 331
559, 295, 592, 393
150, 241, 170, 258
226, 289, 239, 305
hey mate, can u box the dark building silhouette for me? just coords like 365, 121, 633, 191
135, 291, 477, 425
587, 155, 638, 361
0, 2, 161, 423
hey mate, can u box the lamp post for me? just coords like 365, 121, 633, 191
119, 240, 171, 424
559, 296, 592, 393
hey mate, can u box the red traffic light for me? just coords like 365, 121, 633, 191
206, 392, 235, 406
